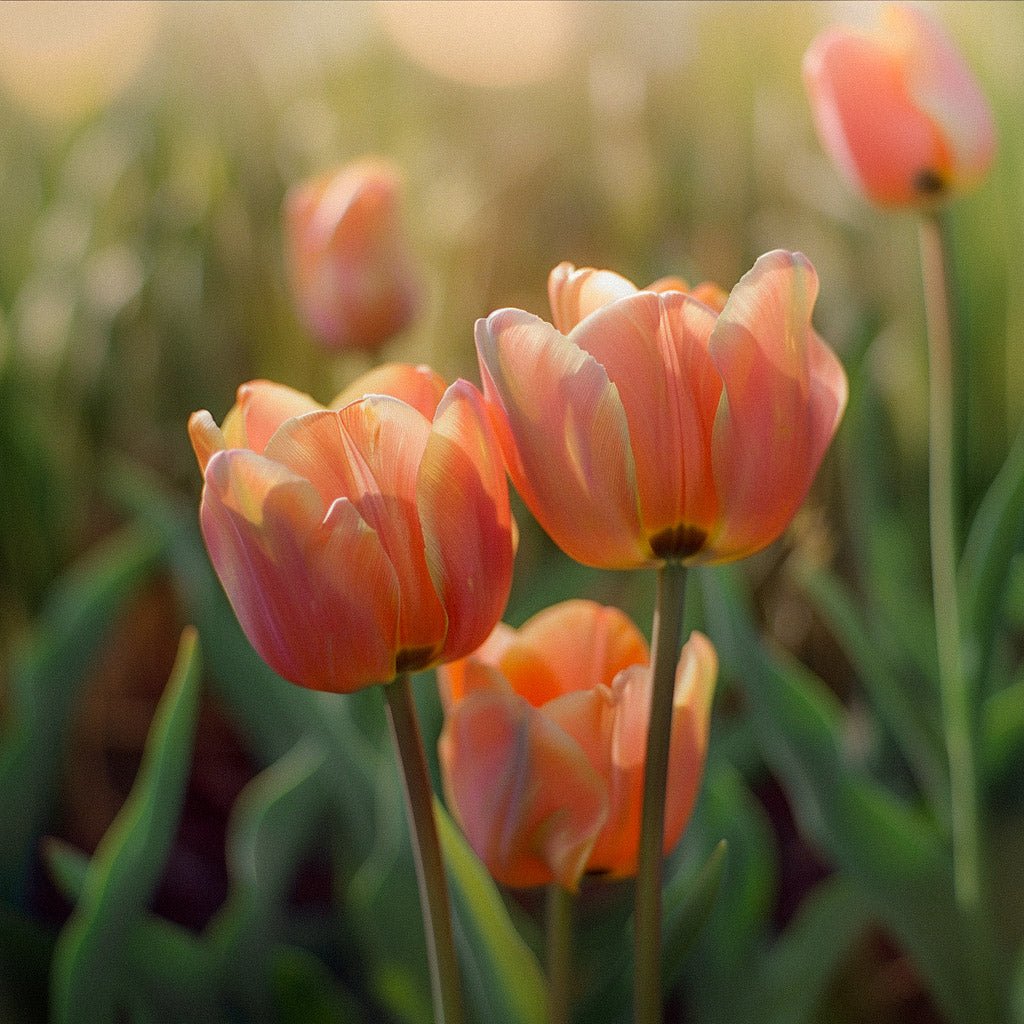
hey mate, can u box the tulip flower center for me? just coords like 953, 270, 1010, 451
648, 523, 707, 561
914, 168, 947, 197
396, 644, 440, 673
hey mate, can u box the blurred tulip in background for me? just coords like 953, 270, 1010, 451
803, 2, 996, 208
284, 159, 424, 351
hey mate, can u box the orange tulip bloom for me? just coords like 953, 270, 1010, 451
803, 3, 995, 208
438, 600, 717, 890
476, 251, 847, 570
188, 364, 514, 693
284, 158, 423, 351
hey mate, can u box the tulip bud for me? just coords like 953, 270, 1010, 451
284, 158, 423, 351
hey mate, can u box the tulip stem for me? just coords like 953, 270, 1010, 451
384, 674, 464, 1024
634, 561, 688, 1024
919, 214, 990, 1001
546, 884, 574, 1024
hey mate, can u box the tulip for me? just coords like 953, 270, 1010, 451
476, 251, 847, 570
188, 364, 514, 693
803, 3, 995, 209
284, 158, 423, 351
437, 600, 717, 890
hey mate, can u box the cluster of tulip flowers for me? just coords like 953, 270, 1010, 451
189, 5, 996, 1022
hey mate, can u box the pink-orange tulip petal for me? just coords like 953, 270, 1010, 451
190, 371, 514, 693
476, 309, 649, 568
331, 362, 447, 419
709, 250, 848, 559
417, 380, 515, 664
200, 450, 400, 692
803, 3, 995, 208
284, 158, 423, 351
476, 252, 846, 569
439, 687, 608, 890
438, 601, 717, 889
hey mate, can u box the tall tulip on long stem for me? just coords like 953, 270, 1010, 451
189, 366, 516, 1024
476, 253, 847, 1021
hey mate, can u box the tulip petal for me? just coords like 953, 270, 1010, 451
264, 401, 448, 659
477, 309, 649, 568
231, 380, 323, 454
188, 410, 226, 473
571, 292, 723, 549
437, 637, 517, 709
803, 19, 948, 206
709, 251, 847, 561
200, 450, 400, 692
548, 262, 638, 333
438, 690, 608, 890
330, 362, 448, 420
418, 380, 515, 664
662, 631, 718, 853
507, 600, 648, 704
886, 4, 995, 189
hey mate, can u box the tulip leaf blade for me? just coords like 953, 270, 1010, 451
960, 421, 1024, 693
434, 797, 546, 1024
50, 628, 202, 1024
272, 945, 364, 1023
660, 838, 727, 989
0, 522, 164, 900
701, 565, 979, 1024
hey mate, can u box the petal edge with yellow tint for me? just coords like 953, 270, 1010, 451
188, 410, 226, 474
418, 380, 515, 664
331, 362, 448, 419
438, 689, 608, 890
236, 380, 323, 455
476, 309, 649, 569
548, 262, 638, 334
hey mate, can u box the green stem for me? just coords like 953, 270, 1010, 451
634, 561, 688, 1024
384, 674, 464, 1024
919, 214, 990, 1007
546, 884, 574, 1024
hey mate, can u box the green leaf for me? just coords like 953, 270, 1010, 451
701, 567, 979, 1024
50, 627, 203, 1024
434, 798, 547, 1024
789, 555, 945, 805
960, 422, 1024, 694
758, 879, 873, 1024
981, 679, 1024, 802
272, 946, 363, 1024
0, 523, 164, 899
209, 740, 328, 1017
661, 839, 727, 991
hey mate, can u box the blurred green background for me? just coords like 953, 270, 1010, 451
1, 2, 1023, 1022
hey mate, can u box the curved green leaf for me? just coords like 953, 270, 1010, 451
50, 628, 202, 1024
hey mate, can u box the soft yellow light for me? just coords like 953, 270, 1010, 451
0, 1, 160, 123
376, 0, 574, 87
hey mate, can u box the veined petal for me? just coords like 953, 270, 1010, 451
235, 380, 322, 454
200, 450, 400, 693
418, 380, 515, 664
330, 362, 448, 420
548, 262, 638, 333
438, 690, 608, 890
476, 309, 649, 569
509, 600, 648, 703
264, 401, 447, 658
709, 251, 846, 561
571, 292, 722, 548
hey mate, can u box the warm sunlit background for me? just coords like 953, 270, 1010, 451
1, 3, 1022, 1022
